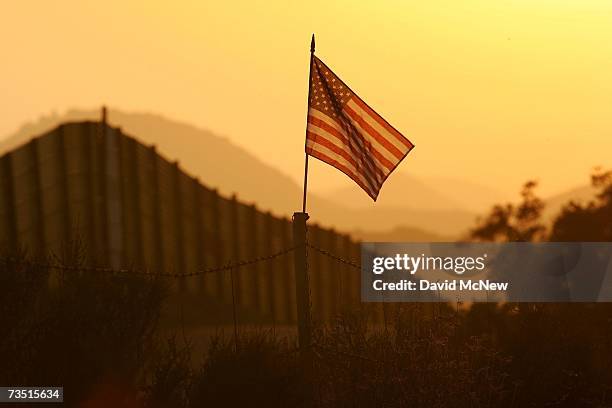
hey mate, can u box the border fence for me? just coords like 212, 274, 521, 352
0, 120, 382, 325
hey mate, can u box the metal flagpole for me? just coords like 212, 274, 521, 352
293, 34, 315, 407
301, 157, 309, 213
301, 34, 315, 213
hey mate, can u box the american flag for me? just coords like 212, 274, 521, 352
305, 55, 414, 201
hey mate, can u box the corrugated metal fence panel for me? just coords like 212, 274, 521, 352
255, 209, 274, 318
266, 213, 294, 323
87, 123, 106, 263
37, 128, 65, 257
63, 123, 94, 255
104, 127, 124, 269
118, 135, 143, 268
11, 140, 43, 256
177, 171, 199, 292
234, 199, 253, 309
215, 194, 234, 302
340, 234, 357, 312
156, 155, 180, 274
323, 228, 340, 319
0, 121, 367, 325
0, 154, 16, 251
308, 224, 324, 323
284, 217, 297, 323
199, 186, 221, 297
135, 143, 159, 271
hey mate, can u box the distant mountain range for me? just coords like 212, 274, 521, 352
1, 108, 599, 240
350, 226, 452, 242
321, 173, 508, 213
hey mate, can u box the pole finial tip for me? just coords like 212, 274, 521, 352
310, 34, 315, 53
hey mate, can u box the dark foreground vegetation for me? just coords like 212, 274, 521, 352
1, 169, 611, 407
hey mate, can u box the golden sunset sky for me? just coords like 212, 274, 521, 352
2, 0, 611, 197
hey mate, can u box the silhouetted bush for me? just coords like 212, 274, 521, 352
0, 241, 167, 406
312, 306, 510, 407
551, 168, 612, 241
470, 180, 547, 242
144, 335, 192, 408
188, 331, 305, 408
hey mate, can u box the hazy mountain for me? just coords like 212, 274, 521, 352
460, 183, 600, 229
311, 204, 475, 237
418, 176, 509, 212
323, 173, 507, 213
351, 225, 452, 242
321, 173, 467, 211
0, 108, 476, 237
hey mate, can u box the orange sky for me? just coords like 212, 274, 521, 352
2, 0, 611, 197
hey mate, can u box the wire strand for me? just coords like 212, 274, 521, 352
0, 245, 297, 278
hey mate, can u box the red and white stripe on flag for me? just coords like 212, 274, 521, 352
305, 56, 414, 201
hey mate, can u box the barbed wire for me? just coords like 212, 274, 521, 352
0, 245, 297, 278
0, 257, 147, 275
1, 240, 362, 279
307, 243, 361, 270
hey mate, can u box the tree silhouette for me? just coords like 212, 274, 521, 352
469, 180, 546, 242
550, 168, 612, 242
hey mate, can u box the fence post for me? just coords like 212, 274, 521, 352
292, 212, 313, 399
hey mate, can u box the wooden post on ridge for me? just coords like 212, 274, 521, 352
292, 212, 313, 400
292, 213, 312, 351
